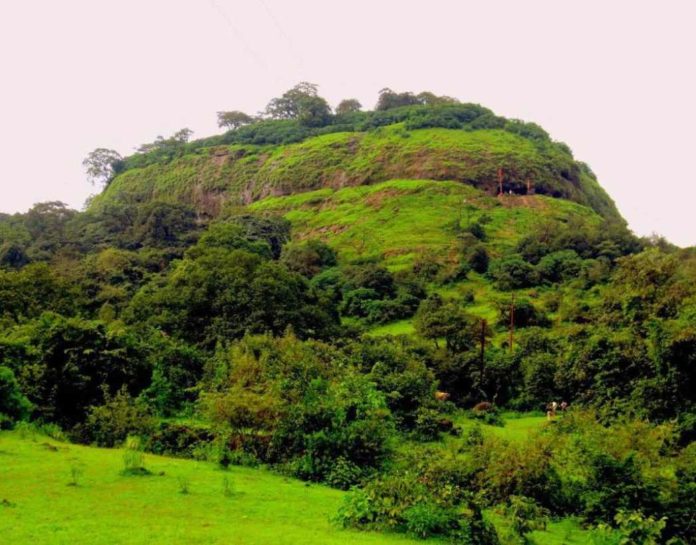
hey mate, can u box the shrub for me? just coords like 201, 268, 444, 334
488, 255, 539, 290
84, 388, 155, 447
222, 475, 235, 497
597, 510, 666, 545
0, 366, 31, 423
536, 250, 583, 284
122, 435, 150, 476
68, 462, 84, 487
326, 457, 364, 490
177, 475, 190, 495
413, 408, 442, 441
144, 421, 215, 458
505, 495, 549, 536
582, 453, 660, 524
403, 502, 459, 538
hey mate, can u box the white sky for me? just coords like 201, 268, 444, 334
0, 0, 694, 246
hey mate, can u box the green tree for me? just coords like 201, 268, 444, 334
0, 366, 31, 422
415, 295, 480, 353
83, 148, 123, 186
335, 98, 362, 115
216, 110, 254, 130
265, 82, 332, 127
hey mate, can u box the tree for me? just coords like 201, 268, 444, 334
488, 255, 539, 290
9, 312, 151, 427
375, 88, 421, 111
415, 91, 459, 106
82, 148, 123, 186
217, 110, 254, 130
172, 128, 193, 143
415, 295, 480, 353
265, 82, 332, 127
335, 99, 362, 115
0, 366, 31, 422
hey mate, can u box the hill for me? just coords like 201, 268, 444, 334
1, 85, 694, 545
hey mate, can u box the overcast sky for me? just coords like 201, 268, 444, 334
0, 0, 694, 246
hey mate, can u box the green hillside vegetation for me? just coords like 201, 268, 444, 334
248, 179, 601, 267
1, 84, 694, 545
94, 126, 618, 221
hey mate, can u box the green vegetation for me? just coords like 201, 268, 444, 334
1, 84, 694, 544
0, 430, 436, 545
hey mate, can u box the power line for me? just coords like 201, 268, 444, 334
207, 0, 269, 72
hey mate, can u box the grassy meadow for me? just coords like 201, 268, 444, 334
0, 415, 607, 545
0, 430, 440, 545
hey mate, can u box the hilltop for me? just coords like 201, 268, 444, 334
92, 109, 619, 222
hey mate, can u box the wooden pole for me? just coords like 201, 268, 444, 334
509, 294, 515, 352
498, 168, 504, 196
479, 318, 487, 383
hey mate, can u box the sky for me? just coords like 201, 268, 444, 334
0, 0, 694, 246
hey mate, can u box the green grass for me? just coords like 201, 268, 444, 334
0, 431, 439, 545
366, 319, 416, 337
448, 412, 549, 444
251, 179, 600, 268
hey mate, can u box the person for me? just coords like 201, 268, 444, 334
546, 401, 556, 421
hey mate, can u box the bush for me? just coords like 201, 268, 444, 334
122, 435, 150, 476
413, 408, 442, 441
467, 245, 490, 274
403, 502, 459, 538
488, 255, 538, 290
84, 388, 155, 447
0, 365, 31, 422
505, 495, 549, 536
582, 453, 660, 524
325, 457, 364, 490
144, 421, 215, 458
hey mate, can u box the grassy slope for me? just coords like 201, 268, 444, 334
0, 431, 436, 545
0, 419, 601, 545
250, 179, 602, 329
250, 179, 601, 268
94, 127, 619, 221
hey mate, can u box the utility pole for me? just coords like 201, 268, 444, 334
497, 168, 504, 196
509, 294, 515, 352
479, 318, 487, 383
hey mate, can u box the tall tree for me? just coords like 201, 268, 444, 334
217, 110, 254, 130
83, 148, 123, 186
335, 98, 362, 115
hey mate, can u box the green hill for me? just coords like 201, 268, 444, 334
2, 87, 694, 545
93, 125, 620, 221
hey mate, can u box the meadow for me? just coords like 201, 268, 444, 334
0, 414, 607, 545
0, 430, 440, 545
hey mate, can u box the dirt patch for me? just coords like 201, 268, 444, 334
192, 185, 228, 216
211, 150, 228, 167
364, 189, 404, 209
